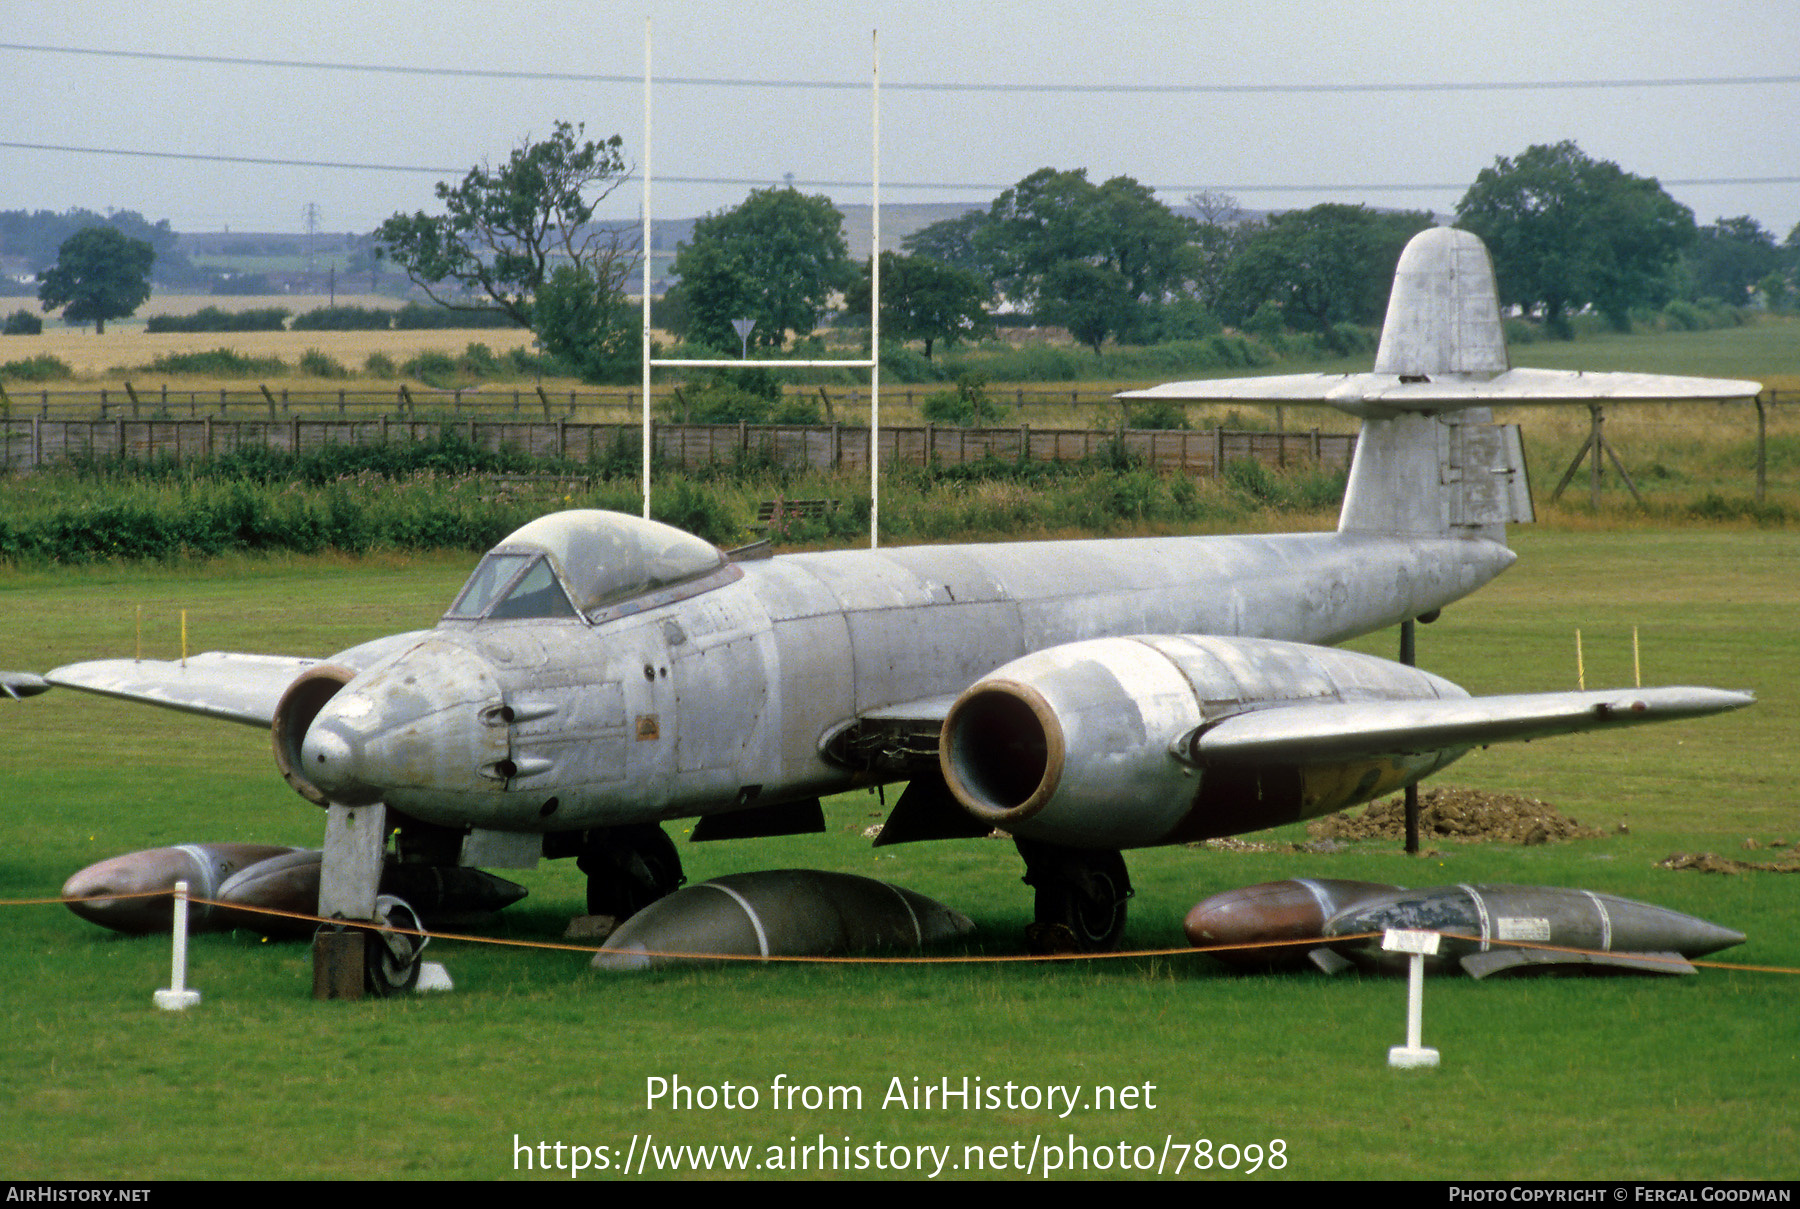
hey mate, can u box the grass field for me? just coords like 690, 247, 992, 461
1, 525, 1795, 1181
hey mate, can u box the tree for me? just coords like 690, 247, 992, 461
37, 226, 154, 333
1456, 141, 1694, 334
666, 188, 853, 350
900, 208, 994, 280
533, 263, 637, 383
977, 168, 1108, 304
1037, 260, 1138, 355
1682, 216, 1781, 305
1183, 191, 1255, 313
374, 122, 632, 329
1218, 204, 1432, 333
844, 252, 993, 360
963, 168, 1196, 345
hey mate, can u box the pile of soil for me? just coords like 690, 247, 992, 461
1307, 786, 1604, 845
1656, 850, 1800, 874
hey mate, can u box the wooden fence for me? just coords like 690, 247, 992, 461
0, 414, 1357, 479
0, 384, 1184, 421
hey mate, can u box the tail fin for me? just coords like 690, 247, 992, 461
1372, 227, 1508, 379
1119, 226, 1761, 541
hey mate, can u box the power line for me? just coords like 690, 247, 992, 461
5, 141, 1795, 197
4, 41, 1798, 94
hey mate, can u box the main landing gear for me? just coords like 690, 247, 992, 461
1015, 837, 1133, 953
577, 823, 686, 920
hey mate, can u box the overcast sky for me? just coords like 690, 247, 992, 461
5, 0, 1797, 239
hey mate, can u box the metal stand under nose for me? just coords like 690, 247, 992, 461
313, 802, 387, 1000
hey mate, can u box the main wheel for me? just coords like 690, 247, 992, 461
1015, 840, 1131, 953
578, 823, 686, 919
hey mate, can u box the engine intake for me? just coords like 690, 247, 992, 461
271, 664, 358, 806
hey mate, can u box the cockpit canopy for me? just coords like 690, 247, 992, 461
444, 510, 727, 621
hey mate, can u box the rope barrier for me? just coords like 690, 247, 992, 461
13, 889, 1798, 974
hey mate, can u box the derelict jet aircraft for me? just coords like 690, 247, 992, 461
43, 228, 1758, 988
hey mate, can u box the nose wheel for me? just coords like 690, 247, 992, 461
362, 895, 427, 996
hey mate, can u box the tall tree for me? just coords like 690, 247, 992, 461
844, 252, 993, 360
667, 187, 853, 350
971, 167, 1195, 345
374, 122, 633, 328
1218, 204, 1432, 332
37, 226, 154, 333
1456, 141, 1694, 333
977, 168, 1108, 304
900, 208, 994, 281
1183, 191, 1255, 314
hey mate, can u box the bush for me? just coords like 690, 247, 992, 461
401, 350, 461, 387
1662, 300, 1706, 332
291, 305, 396, 331
363, 352, 397, 378
1687, 492, 1788, 525
921, 373, 1007, 426
1125, 399, 1190, 430
0, 353, 73, 382
393, 303, 514, 330
147, 348, 288, 377
145, 306, 289, 333
3, 309, 43, 335
298, 348, 350, 378
1502, 317, 1540, 345
1242, 301, 1285, 341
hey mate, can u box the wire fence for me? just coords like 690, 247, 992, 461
0, 412, 1358, 478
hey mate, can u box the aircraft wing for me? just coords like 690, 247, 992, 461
1120, 368, 1762, 417
2, 671, 50, 699
46, 653, 325, 727
44, 629, 436, 728
1184, 686, 1755, 767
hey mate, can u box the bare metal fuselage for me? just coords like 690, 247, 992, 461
365, 529, 1513, 835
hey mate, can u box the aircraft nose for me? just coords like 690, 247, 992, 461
303, 722, 368, 802
299, 639, 508, 806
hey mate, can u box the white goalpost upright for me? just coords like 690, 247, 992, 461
640, 24, 884, 547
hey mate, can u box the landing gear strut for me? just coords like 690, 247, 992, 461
577, 823, 686, 920
1014, 838, 1132, 953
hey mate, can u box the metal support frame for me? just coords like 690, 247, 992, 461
642, 24, 884, 547
1549, 404, 1646, 508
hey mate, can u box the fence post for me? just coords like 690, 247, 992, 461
1756, 395, 1767, 503
1214, 426, 1225, 475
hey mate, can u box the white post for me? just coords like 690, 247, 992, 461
869, 28, 881, 550
153, 879, 202, 1010
640, 16, 654, 521
1384, 928, 1439, 1068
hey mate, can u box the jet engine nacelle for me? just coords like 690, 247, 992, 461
939, 635, 1465, 850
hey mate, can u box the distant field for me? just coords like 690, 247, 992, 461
5, 318, 541, 383
134, 292, 401, 319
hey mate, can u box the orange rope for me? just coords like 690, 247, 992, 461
13, 890, 1797, 973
